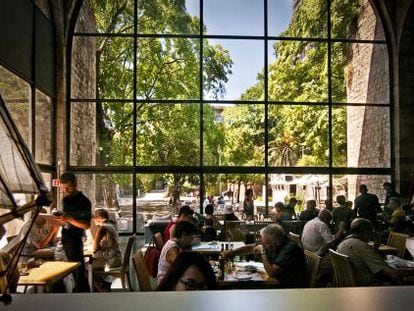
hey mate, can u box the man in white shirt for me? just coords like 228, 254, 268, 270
301, 209, 345, 256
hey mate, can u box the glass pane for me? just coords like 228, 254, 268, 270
268, 41, 328, 102
35, 90, 51, 164
203, 39, 264, 101
205, 173, 266, 217
71, 35, 98, 99
70, 102, 134, 166
78, 0, 134, 34
269, 105, 329, 167
331, 0, 385, 40
204, 104, 264, 167
204, 0, 263, 36
269, 0, 327, 38
137, 173, 195, 219
333, 106, 391, 168
137, 38, 199, 100
137, 103, 200, 166
0, 65, 31, 149
332, 42, 389, 104
268, 0, 293, 37
333, 174, 391, 204
75, 174, 136, 234
137, 0, 199, 35
270, 173, 329, 213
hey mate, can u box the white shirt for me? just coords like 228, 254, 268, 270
301, 217, 335, 255
157, 239, 180, 285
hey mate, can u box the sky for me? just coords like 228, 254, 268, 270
186, 0, 293, 100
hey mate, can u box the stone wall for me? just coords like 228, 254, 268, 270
69, 2, 97, 202
346, 0, 391, 200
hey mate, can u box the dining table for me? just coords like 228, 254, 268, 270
17, 261, 81, 293
190, 241, 245, 255
215, 260, 279, 290
29, 243, 94, 292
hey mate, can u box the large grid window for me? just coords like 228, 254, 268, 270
70, 0, 391, 234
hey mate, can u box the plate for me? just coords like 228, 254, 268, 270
234, 273, 252, 281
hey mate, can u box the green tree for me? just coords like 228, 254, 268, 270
224, 0, 361, 168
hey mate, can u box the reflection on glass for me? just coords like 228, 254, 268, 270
269, 105, 329, 167
204, 0, 263, 36
332, 42, 389, 104
137, 103, 200, 166
331, 0, 385, 40
0, 66, 31, 149
333, 106, 390, 168
203, 39, 263, 101
333, 175, 391, 203
79, 0, 134, 34
35, 90, 52, 164
268, 41, 328, 102
203, 104, 264, 167
137, 38, 199, 100
137, 0, 199, 34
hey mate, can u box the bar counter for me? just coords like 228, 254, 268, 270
5, 286, 414, 310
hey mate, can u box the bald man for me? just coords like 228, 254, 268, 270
338, 218, 414, 285
301, 209, 345, 256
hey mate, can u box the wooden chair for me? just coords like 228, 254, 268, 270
153, 232, 164, 252
304, 250, 321, 288
131, 249, 153, 291
289, 232, 302, 249
329, 249, 357, 287
94, 235, 135, 291
387, 231, 409, 258
223, 221, 246, 241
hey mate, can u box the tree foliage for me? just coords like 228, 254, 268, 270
224, 0, 362, 168
89, 0, 232, 177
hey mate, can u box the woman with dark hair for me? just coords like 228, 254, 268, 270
157, 252, 217, 291
202, 204, 219, 241
92, 208, 122, 291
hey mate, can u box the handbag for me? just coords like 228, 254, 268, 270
144, 238, 160, 278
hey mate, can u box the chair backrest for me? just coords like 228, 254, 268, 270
304, 250, 321, 288
224, 221, 245, 241
289, 232, 302, 249
387, 231, 409, 258
281, 220, 306, 235
153, 232, 164, 252
132, 249, 153, 291
121, 236, 136, 273
329, 249, 357, 287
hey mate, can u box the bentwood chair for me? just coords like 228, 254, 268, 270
304, 250, 321, 288
95, 235, 135, 291
132, 249, 153, 291
329, 249, 357, 287
387, 231, 409, 258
